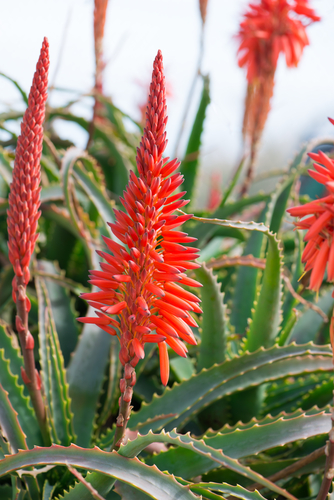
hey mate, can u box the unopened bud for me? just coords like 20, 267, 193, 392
130, 372, 136, 387
25, 296, 31, 312
25, 331, 34, 350
15, 315, 25, 333
124, 364, 133, 380
116, 414, 124, 427
123, 386, 133, 403
21, 367, 31, 385
23, 266, 30, 285
120, 378, 126, 393
130, 356, 139, 367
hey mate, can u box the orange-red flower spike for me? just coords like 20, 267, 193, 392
79, 50, 201, 385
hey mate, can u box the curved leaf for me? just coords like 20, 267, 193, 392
144, 407, 330, 479
49, 110, 129, 194
0, 445, 197, 500
67, 310, 112, 447
60, 147, 99, 267
189, 193, 270, 246
36, 273, 75, 445
73, 159, 116, 235
128, 343, 332, 433
289, 288, 334, 344
0, 349, 42, 448
119, 429, 297, 499
0, 322, 27, 393
230, 205, 268, 336
192, 217, 283, 351
0, 72, 28, 104
0, 383, 27, 453
195, 263, 228, 371
193, 483, 266, 500
36, 261, 78, 366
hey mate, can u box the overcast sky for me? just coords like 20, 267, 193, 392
1, 0, 334, 202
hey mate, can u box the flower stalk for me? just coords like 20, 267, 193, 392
111, 363, 136, 450
7, 38, 50, 445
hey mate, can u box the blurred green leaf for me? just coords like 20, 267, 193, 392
36, 275, 75, 445
180, 75, 210, 200
289, 289, 334, 344
0, 72, 28, 104
230, 205, 268, 337
36, 261, 79, 367
67, 308, 112, 447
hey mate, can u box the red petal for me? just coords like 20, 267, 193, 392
150, 316, 179, 338
145, 282, 165, 297
165, 337, 187, 358
143, 334, 166, 343
158, 342, 169, 386
164, 282, 201, 302
132, 338, 145, 359
101, 301, 127, 314
309, 239, 330, 291
155, 300, 188, 318
179, 274, 203, 288
305, 211, 332, 242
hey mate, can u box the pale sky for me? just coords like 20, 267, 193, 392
1, 0, 334, 203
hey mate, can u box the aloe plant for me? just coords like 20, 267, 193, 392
0, 1, 333, 499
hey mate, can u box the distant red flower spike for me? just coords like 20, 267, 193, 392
238, 0, 319, 193
287, 124, 334, 291
79, 51, 201, 386
199, 0, 209, 24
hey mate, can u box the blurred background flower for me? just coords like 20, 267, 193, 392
0, 0, 333, 206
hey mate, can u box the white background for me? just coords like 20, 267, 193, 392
1, 0, 333, 204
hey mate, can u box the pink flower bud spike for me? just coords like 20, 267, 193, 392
7, 38, 50, 445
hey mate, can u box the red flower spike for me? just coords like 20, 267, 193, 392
238, 0, 319, 191
7, 38, 49, 288
287, 120, 334, 291
79, 50, 201, 386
